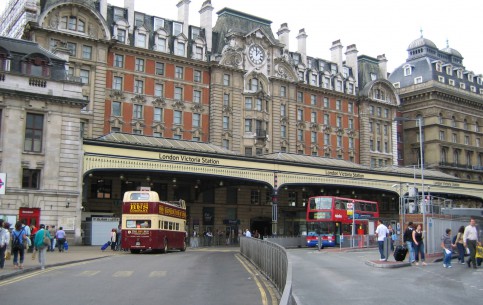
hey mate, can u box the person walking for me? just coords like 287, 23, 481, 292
11, 221, 27, 269
463, 217, 480, 269
403, 222, 415, 264
0, 219, 8, 269
55, 227, 66, 252
441, 228, 455, 268
412, 224, 427, 266
375, 219, 389, 261
455, 226, 465, 264
48, 225, 56, 252
33, 224, 51, 270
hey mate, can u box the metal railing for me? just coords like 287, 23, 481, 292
240, 237, 296, 305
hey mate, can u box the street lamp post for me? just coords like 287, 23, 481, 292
394, 116, 425, 250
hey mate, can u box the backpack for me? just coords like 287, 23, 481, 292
12, 229, 24, 250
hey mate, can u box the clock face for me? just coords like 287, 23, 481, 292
249, 45, 265, 65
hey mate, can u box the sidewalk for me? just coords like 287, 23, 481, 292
322, 246, 445, 268
0, 246, 121, 281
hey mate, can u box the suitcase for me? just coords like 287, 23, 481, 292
394, 245, 408, 262
100, 241, 110, 251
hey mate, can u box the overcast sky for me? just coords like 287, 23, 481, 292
1, 0, 482, 73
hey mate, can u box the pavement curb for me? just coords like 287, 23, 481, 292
0, 255, 111, 281
365, 260, 411, 268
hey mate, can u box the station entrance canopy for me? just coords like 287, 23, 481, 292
83, 133, 483, 199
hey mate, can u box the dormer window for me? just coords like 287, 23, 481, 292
457, 69, 463, 79
460, 83, 465, 89
293, 54, 300, 65
343, 67, 349, 78
435, 62, 442, 72
175, 41, 185, 56
331, 64, 337, 75
446, 65, 452, 75
468, 73, 474, 82
173, 22, 183, 36
117, 29, 126, 43
135, 13, 144, 27
403, 64, 412, 76
319, 62, 324, 71
153, 17, 164, 30
114, 8, 124, 20
191, 28, 200, 40
335, 79, 343, 92
135, 32, 146, 48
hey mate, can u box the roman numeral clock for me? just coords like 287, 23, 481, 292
248, 44, 265, 65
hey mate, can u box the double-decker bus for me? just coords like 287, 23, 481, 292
305, 196, 379, 247
121, 188, 187, 253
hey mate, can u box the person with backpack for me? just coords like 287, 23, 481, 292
11, 221, 27, 269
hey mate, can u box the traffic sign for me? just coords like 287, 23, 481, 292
0, 173, 6, 195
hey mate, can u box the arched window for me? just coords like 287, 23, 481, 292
441, 149, 447, 163
453, 150, 459, 165
451, 116, 456, 128
60, 16, 85, 33
463, 119, 468, 130
250, 78, 259, 91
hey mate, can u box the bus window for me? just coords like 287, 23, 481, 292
310, 197, 332, 210
168, 222, 173, 230
126, 220, 151, 228
175, 223, 179, 231
163, 221, 168, 230
130, 192, 151, 200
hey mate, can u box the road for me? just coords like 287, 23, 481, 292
289, 248, 483, 305
0, 249, 278, 305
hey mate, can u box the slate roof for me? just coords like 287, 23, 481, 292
0, 36, 64, 61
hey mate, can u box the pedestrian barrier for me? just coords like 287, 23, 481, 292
240, 237, 296, 305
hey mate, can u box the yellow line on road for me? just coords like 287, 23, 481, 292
235, 253, 268, 305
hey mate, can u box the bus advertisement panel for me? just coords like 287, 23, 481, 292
305, 196, 379, 247
121, 190, 187, 253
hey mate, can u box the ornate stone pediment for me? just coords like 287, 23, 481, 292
191, 103, 205, 113
220, 44, 243, 69
334, 127, 344, 135
280, 116, 289, 125
131, 120, 145, 128
297, 121, 306, 129
222, 105, 233, 115
152, 97, 166, 107
151, 123, 165, 131
172, 99, 185, 110
222, 130, 233, 138
131, 94, 146, 103
323, 125, 332, 133
345, 129, 355, 137
110, 90, 125, 100
310, 122, 319, 131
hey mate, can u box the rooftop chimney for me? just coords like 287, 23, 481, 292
345, 44, 358, 86
99, 0, 107, 20
199, 0, 214, 52
296, 28, 307, 64
377, 54, 388, 79
330, 39, 343, 74
177, 0, 191, 36
124, 0, 134, 34
277, 23, 290, 51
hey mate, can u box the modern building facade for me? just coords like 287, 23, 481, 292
389, 36, 483, 182
0, 36, 87, 234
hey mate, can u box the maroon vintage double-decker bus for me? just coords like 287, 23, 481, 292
121, 189, 186, 253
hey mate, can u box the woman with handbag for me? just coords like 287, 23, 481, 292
34, 224, 51, 270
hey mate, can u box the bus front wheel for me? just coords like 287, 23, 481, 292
130, 249, 141, 254
180, 240, 186, 252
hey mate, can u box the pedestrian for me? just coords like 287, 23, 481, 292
11, 221, 27, 269
441, 228, 454, 268
55, 226, 66, 252
33, 224, 51, 270
116, 224, 122, 250
463, 217, 480, 269
455, 226, 465, 264
110, 228, 117, 250
21, 220, 31, 252
205, 230, 213, 246
245, 228, 252, 238
388, 224, 396, 252
375, 219, 389, 261
403, 221, 415, 264
0, 219, 7, 269
412, 224, 427, 266
48, 225, 56, 252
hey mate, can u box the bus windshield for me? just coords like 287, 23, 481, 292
309, 197, 332, 210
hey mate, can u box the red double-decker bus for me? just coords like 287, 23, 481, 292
305, 196, 379, 247
121, 189, 187, 253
